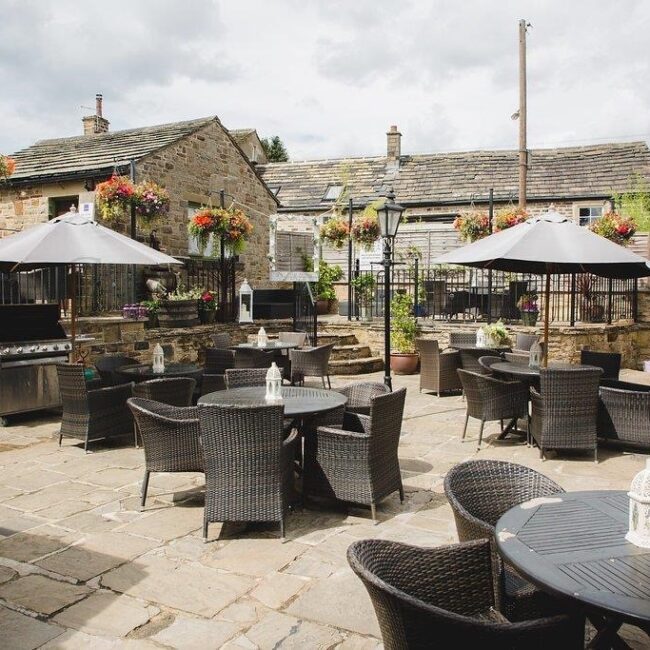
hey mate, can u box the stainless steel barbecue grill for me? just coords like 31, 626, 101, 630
0, 304, 71, 425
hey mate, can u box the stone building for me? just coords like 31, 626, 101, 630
0, 98, 278, 285
259, 127, 650, 272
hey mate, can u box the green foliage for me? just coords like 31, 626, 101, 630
261, 135, 289, 162
315, 260, 343, 301
390, 292, 418, 353
140, 299, 160, 315
481, 320, 511, 346
350, 273, 375, 300
612, 174, 650, 232
165, 285, 202, 301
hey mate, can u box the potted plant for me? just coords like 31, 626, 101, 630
134, 181, 170, 227
141, 299, 160, 328
390, 292, 419, 374
494, 206, 528, 231
199, 290, 217, 324
481, 320, 511, 347
320, 218, 350, 249
157, 286, 201, 328
453, 211, 490, 242
315, 261, 343, 315
589, 211, 637, 246
351, 273, 376, 321
188, 207, 253, 256
95, 174, 136, 223
517, 292, 539, 326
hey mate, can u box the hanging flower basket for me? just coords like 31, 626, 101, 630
95, 174, 136, 223
494, 207, 528, 231
221, 207, 253, 254
589, 211, 636, 246
135, 181, 170, 226
320, 218, 350, 249
188, 207, 253, 256
188, 208, 218, 254
453, 211, 490, 242
351, 215, 380, 251
0, 155, 16, 179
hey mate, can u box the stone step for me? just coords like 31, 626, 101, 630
329, 356, 384, 376
331, 344, 372, 361
318, 333, 358, 346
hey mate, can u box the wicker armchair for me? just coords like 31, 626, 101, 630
198, 403, 298, 539
347, 538, 584, 649
598, 383, 650, 450
580, 349, 621, 380
416, 338, 461, 396
127, 398, 203, 507
289, 343, 335, 388
304, 388, 407, 522
513, 333, 538, 355
201, 348, 235, 395
444, 460, 566, 620
478, 355, 503, 374
336, 382, 390, 415
95, 355, 139, 386
278, 331, 308, 347
504, 352, 530, 365
457, 370, 529, 450
225, 367, 268, 389
530, 367, 602, 461
57, 364, 133, 452
210, 333, 231, 348
235, 347, 274, 369
448, 331, 477, 347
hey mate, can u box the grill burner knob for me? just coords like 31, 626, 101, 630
16, 347, 23, 354
30, 346, 36, 352
64, 343, 71, 350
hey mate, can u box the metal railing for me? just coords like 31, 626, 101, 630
350, 261, 638, 325
294, 281, 317, 345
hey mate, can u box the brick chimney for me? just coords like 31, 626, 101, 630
82, 94, 110, 135
386, 125, 401, 160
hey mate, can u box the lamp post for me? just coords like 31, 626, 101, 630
377, 188, 404, 390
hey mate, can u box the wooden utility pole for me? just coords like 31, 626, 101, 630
518, 19, 528, 209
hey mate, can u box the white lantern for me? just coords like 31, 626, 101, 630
476, 328, 486, 348
239, 279, 253, 323
257, 327, 268, 348
265, 362, 283, 403
626, 459, 650, 548
529, 340, 542, 369
152, 343, 165, 374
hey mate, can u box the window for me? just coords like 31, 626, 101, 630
49, 196, 78, 219
267, 185, 281, 197
323, 184, 343, 201
187, 202, 214, 257
578, 206, 603, 227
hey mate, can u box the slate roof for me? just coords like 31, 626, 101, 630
7, 117, 217, 184
258, 141, 650, 210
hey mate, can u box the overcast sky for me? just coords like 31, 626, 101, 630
1, 0, 649, 161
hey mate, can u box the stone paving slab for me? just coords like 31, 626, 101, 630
0, 371, 647, 648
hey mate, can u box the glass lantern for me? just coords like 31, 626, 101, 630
239, 279, 253, 323
265, 362, 283, 403
529, 340, 542, 369
152, 343, 165, 374
626, 459, 650, 548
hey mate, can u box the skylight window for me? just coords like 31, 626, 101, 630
267, 185, 281, 197
323, 184, 343, 201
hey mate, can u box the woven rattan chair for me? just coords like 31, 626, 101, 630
201, 348, 235, 395
513, 333, 538, 355
598, 383, 650, 450
132, 378, 196, 446
278, 331, 308, 348
198, 403, 298, 540
335, 382, 390, 415
504, 352, 530, 365
57, 364, 133, 452
289, 343, 335, 388
416, 338, 461, 396
95, 355, 139, 386
478, 355, 503, 374
127, 398, 204, 507
444, 459, 566, 621
210, 332, 231, 348
347, 538, 584, 649
448, 331, 477, 347
235, 346, 274, 369
530, 367, 602, 461
304, 388, 407, 522
580, 349, 621, 380
457, 370, 529, 450
225, 367, 268, 389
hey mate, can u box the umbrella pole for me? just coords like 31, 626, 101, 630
543, 273, 550, 367
70, 264, 77, 363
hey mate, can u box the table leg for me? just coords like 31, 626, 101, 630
587, 614, 630, 650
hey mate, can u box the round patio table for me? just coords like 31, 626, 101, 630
490, 361, 600, 380
233, 342, 298, 352
198, 385, 347, 419
448, 343, 511, 352
496, 490, 650, 648
118, 363, 203, 383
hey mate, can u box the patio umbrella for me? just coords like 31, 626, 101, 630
433, 208, 650, 365
0, 208, 182, 351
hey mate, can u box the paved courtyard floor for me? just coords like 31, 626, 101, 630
0, 371, 648, 649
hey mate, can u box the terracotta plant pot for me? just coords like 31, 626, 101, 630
390, 352, 420, 375
316, 299, 331, 315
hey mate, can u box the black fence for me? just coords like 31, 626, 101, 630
351, 262, 638, 325
0, 257, 237, 321
294, 282, 317, 345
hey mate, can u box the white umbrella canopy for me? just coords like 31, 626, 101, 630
433, 209, 650, 365
0, 209, 183, 353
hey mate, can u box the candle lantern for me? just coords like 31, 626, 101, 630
265, 362, 283, 403
152, 343, 165, 374
257, 327, 268, 348
626, 459, 650, 548
529, 340, 542, 369
239, 279, 253, 323
476, 328, 486, 348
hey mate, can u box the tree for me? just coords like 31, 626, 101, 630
261, 136, 289, 162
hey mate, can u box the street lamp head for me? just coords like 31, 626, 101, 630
377, 187, 404, 239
